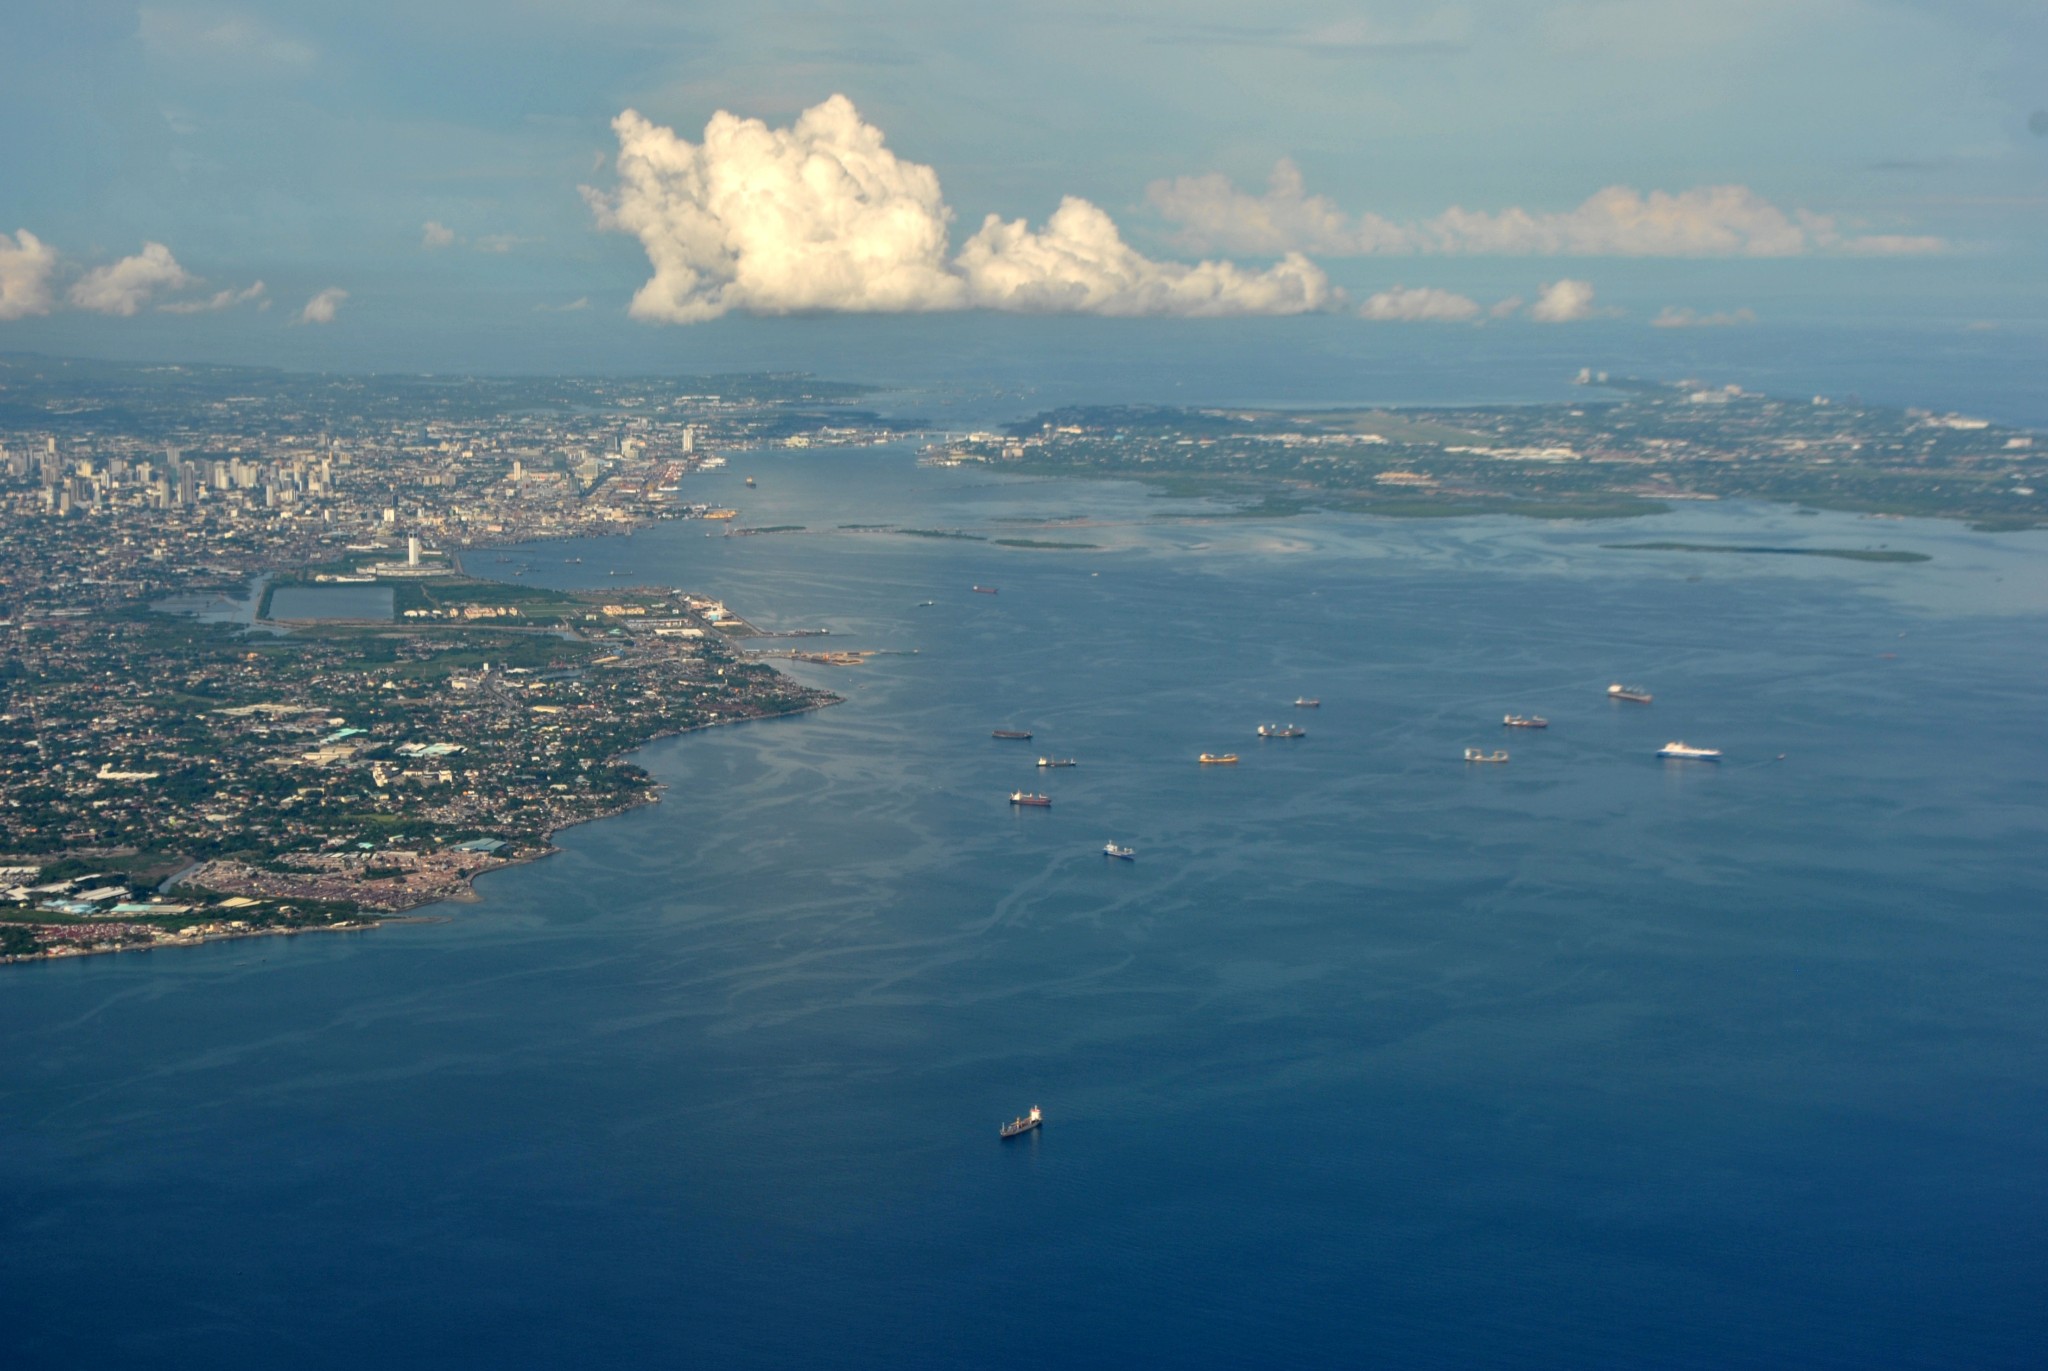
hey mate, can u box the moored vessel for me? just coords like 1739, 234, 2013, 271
1037, 757, 1077, 768
992, 729, 1032, 740
1010, 791, 1052, 807
1000, 1105, 1042, 1139
1657, 741, 1722, 761
972, 585, 998, 595
1103, 843, 1136, 860
1465, 747, 1510, 763
1608, 683, 1653, 703
1503, 714, 1548, 728
1198, 752, 1239, 765
1258, 724, 1306, 738
1294, 697, 1320, 708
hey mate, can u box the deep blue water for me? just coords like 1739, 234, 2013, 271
7, 398, 2048, 1367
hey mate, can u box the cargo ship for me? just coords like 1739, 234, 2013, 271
1464, 747, 1510, 763
972, 585, 998, 595
1503, 714, 1548, 729
992, 729, 1033, 740
1294, 697, 1320, 708
1608, 683, 1653, 703
1258, 724, 1306, 738
1037, 757, 1077, 768
1199, 752, 1239, 765
1103, 843, 1136, 861
1010, 791, 1052, 807
1000, 1106, 1042, 1139
1657, 741, 1722, 761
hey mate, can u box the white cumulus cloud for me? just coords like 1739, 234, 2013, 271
68, 243, 195, 316
1358, 285, 1483, 322
1529, 279, 1600, 323
296, 287, 347, 324
1150, 163, 1946, 258
587, 96, 1331, 323
0, 230, 59, 320
957, 198, 1330, 316
422, 220, 456, 249
1652, 305, 1758, 328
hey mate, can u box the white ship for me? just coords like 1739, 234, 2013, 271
1657, 741, 1722, 761
1103, 843, 1136, 861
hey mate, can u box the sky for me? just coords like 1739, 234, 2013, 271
1, 0, 2044, 372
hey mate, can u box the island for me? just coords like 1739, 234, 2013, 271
930, 374, 2045, 530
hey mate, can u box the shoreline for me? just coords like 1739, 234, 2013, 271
0, 698, 839, 968
2, 514, 843, 968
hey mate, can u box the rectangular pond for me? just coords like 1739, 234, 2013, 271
266, 583, 395, 622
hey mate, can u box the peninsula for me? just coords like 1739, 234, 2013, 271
0, 357, 901, 962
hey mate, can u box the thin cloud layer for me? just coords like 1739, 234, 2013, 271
0, 230, 59, 320
1652, 305, 1758, 328
587, 96, 1332, 323
160, 281, 269, 314
68, 242, 195, 315
1358, 285, 1482, 322
1150, 160, 1945, 258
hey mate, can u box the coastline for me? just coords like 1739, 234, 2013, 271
0, 695, 840, 968
2, 504, 843, 968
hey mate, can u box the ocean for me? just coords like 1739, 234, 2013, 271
4, 329, 2047, 1368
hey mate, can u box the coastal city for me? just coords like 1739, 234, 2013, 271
0, 358, 897, 961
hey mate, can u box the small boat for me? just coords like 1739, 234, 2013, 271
1103, 843, 1136, 861
1000, 1105, 1043, 1139
1010, 791, 1052, 807
992, 729, 1033, 740
972, 585, 998, 595
1037, 757, 1077, 768
1199, 753, 1238, 765
744, 477, 756, 487
1503, 714, 1548, 729
1294, 698, 1320, 708
1464, 747, 1510, 763
1657, 741, 1722, 761
1608, 683, 1653, 703
1258, 724, 1305, 739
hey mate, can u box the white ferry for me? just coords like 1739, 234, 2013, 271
1657, 741, 1722, 761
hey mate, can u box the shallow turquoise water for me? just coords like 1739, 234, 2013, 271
5, 448, 2046, 1369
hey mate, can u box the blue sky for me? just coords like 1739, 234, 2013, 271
2, 1, 2043, 369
